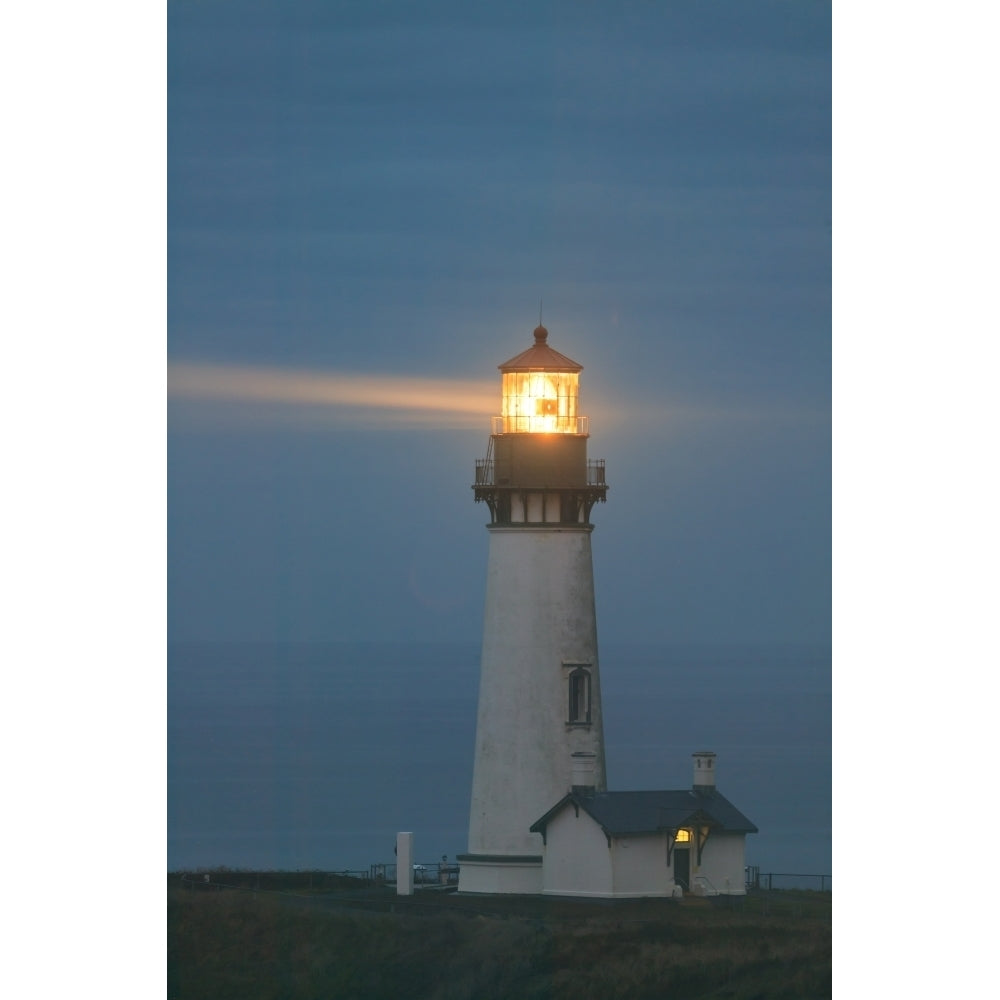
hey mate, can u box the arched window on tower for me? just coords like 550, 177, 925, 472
568, 668, 591, 725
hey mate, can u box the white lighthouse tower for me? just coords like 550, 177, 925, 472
457, 324, 609, 894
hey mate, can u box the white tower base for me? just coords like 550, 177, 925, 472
455, 854, 543, 895
459, 525, 606, 895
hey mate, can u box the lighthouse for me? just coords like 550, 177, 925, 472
457, 324, 609, 894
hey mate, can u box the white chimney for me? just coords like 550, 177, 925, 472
692, 751, 717, 793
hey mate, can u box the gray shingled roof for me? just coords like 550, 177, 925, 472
530, 789, 758, 839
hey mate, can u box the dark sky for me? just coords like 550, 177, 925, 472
168, 0, 831, 646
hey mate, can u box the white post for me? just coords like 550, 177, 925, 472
396, 832, 414, 896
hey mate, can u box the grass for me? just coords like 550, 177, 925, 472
168, 875, 830, 1000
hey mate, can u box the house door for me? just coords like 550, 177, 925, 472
674, 848, 690, 891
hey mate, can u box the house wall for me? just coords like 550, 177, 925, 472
610, 835, 673, 897
691, 833, 748, 895
541, 811, 680, 898
540, 805, 613, 897
538, 809, 749, 897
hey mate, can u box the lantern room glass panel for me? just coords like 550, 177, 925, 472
500, 371, 579, 433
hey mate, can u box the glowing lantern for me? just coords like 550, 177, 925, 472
474, 323, 605, 516
497, 325, 582, 434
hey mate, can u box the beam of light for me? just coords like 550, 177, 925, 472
168, 361, 826, 435
168, 361, 497, 429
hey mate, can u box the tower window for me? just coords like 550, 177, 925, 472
568, 668, 591, 725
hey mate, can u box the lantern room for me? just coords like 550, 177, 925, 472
474, 323, 607, 526
496, 325, 584, 435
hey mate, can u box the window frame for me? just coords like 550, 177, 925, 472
565, 664, 592, 726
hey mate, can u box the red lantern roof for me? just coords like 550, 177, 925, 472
499, 325, 584, 373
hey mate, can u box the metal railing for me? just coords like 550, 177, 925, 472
174, 866, 829, 900
490, 415, 590, 435
370, 862, 459, 887
587, 459, 605, 485
692, 874, 722, 896
745, 867, 831, 892
473, 458, 606, 487
174, 862, 461, 894
176, 870, 374, 892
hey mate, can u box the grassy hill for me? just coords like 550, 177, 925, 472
168, 874, 830, 1000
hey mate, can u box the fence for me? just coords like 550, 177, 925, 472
370, 862, 459, 886
175, 869, 374, 892
745, 867, 831, 892
175, 865, 827, 895
173, 863, 460, 893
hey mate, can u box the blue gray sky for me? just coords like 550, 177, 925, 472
168, 0, 831, 646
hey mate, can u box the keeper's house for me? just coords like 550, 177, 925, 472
529, 751, 757, 899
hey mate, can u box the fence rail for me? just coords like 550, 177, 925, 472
174, 865, 829, 895
369, 862, 459, 886
473, 459, 606, 488
174, 863, 461, 892
745, 867, 831, 892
